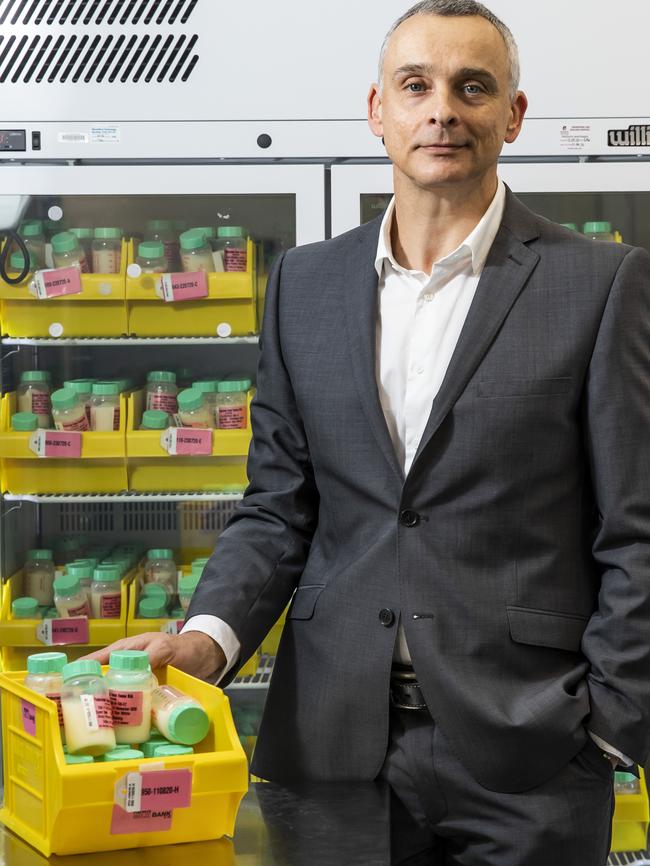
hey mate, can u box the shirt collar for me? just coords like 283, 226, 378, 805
374, 179, 506, 279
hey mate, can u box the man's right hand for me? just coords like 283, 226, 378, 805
82, 630, 227, 681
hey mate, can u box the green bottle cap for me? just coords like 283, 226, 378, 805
216, 379, 251, 393
141, 583, 168, 600
20, 370, 51, 383
19, 219, 43, 238
70, 227, 94, 240
615, 771, 638, 783
195, 226, 215, 239
560, 223, 578, 231
92, 565, 121, 582
98, 748, 145, 761
66, 562, 93, 580
12, 412, 38, 431
217, 226, 244, 238
153, 744, 194, 757
51, 388, 78, 411
583, 221, 612, 234
141, 735, 171, 757
9, 251, 35, 271
192, 379, 220, 393
27, 651, 68, 674
93, 227, 122, 239
147, 370, 176, 384
91, 381, 120, 396
179, 228, 208, 252
27, 549, 53, 561
145, 219, 173, 233
12, 597, 40, 617
179, 574, 200, 594
109, 649, 150, 671
65, 754, 94, 764
63, 379, 94, 395
138, 240, 165, 259
177, 388, 204, 412
138, 597, 168, 618
141, 409, 169, 430
147, 548, 174, 560
62, 659, 102, 681
167, 703, 210, 745
53, 574, 82, 596
51, 231, 79, 254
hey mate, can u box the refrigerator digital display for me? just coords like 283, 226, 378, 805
0, 130, 26, 152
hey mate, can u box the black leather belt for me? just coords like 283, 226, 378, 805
390, 666, 428, 711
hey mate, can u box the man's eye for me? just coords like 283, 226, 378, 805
406, 82, 425, 92
463, 84, 483, 95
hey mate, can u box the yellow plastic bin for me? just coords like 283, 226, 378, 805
0, 391, 128, 494
126, 388, 251, 492
0, 568, 133, 671
611, 769, 649, 852
0, 664, 248, 856
261, 606, 288, 656
0, 240, 128, 338
126, 239, 257, 337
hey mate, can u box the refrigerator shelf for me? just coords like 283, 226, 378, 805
3, 492, 244, 503
1, 336, 259, 346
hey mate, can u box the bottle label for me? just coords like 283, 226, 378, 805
31, 390, 51, 416
100, 593, 122, 618
113, 405, 120, 431
162, 240, 178, 271
34, 266, 83, 299
147, 391, 178, 414
59, 414, 90, 432
80, 693, 114, 730
224, 247, 247, 272
21, 700, 37, 736
67, 600, 90, 617
109, 689, 144, 726
46, 692, 65, 727
92, 249, 121, 274
218, 405, 247, 429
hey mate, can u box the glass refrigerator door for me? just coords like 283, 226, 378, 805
331, 162, 650, 252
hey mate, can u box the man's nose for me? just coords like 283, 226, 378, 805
428, 88, 459, 126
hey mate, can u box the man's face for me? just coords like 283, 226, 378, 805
368, 14, 527, 192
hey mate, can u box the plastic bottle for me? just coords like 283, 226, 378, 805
177, 388, 213, 428
11, 411, 38, 432
215, 226, 247, 272
136, 240, 166, 273
140, 409, 170, 430
18, 370, 52, 428
140, 733, 171, 756
51, 388, 90, 432
63, 379, 94, 424
66, 561, 94, 605
53, 575, 91, 618
151, 684, 210, 745
90, 565, 122, 618
12, 597, 41, 619
215, 379, 250, 429
145, 219, 177, 271
106, 650, 155, 745
61, 659, 116, 756
51, 231, 89, 273
614, 772, 641, 794
179, 229, 214, 273
192, 380, 220, 422
25, 651, 68, 742
9, 250, 36, 274
69, 228, 94, 266
153, 744, 193, 757
24, 549, 56, 605
179, 572, 201, 613
18, 220, 46, 268
583, 221, 615, 242
90, 381, 121, 431
146, 371, 178, 415
92, 228, 122, 274
144, 549, 177, 596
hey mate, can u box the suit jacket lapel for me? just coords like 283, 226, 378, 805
409, 191, 541, 476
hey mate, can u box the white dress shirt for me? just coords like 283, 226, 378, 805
181, 178, 629, 764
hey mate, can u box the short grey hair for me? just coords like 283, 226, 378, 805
378, 0, 520, 101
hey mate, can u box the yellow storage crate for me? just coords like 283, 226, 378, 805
126, 239, 257, 337
125, 388, 251, 492
0, 569, 133, 671
0, 240, 128, 337
261, 605, 288, 656
0, 391, 128, 494
611, 768, 649, 852
0, 664, 248, 856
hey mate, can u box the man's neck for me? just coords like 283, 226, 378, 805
390, 173, 499, 273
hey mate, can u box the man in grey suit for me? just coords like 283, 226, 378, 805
91, 1, 650, 861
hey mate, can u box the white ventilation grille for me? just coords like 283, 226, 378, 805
0, 0, 199, 84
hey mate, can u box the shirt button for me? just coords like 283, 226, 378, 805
399, 509, 420, 527
379, 608, 395, 627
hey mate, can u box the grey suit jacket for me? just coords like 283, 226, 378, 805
187, 188, 650, 792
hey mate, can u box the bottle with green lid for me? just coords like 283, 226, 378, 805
179, 572, 201, 613
136, 240, 166, 274
12, 597, 41, 619
54, 574, 91, 618
19, 219, 45, 267
69, 227, 93, 265
614, 771, 640, 794
151, 684, 210, 745
25, 651, 68, 741
177, 387, 213, 428
140, 409, 170, 431
91, 227, 122, 274
24, 548, 55, 605
51, 231, 89, 272
141, 734, 172, 757
144, 548, 177, 596
583, 221, 614, 242
215, 379, 251, 430
153, 743, 194, 757
90, 381, 121, 432
51, 387, 90, 432
61, 659, 116, 756
66, 561, 94, 604
91, 565, 122, 618
179, 228, 213, 273
215, 225, 247, 272
63, 379, 94, 424
106, 650, 155, 744
192, 379, 220, 421
146, 370, 178, 415
11, 411, 38, 431
9, 249, 37, 274
144, 219, 177, 271
97, 747, 145, 762
560, 223, 578, 232
18, 369, 52, 427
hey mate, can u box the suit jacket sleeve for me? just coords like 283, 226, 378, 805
185, 250, 319, 682
581, 245, 650, 765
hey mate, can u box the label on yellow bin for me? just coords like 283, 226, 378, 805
29, 429, 83, 458
161, 427, 212, 456
34, 267, 83, 299
37, 617, 89, 645
159, 271, 208, 303
112, 768, 192, 834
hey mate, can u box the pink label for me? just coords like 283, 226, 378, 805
113, 406, 120, 431
111, 804, 173, 834
93, 694, 114, 728
21, 700, 36, 736
109, 689, 143, 726
39, 266, 83, 298
46, 692, 64, 727
224, 248, 247, 272
163, 271, 208, 302
218, 405, 247, 429
175, 427, 212, 455
162, 240, 178, 271
50, 617, 89, 644
100, 593, 121, 618
147, 391, 178, 414
31, 391, 51, 415
140, 769, 192, 810
110, 768, 191, 835
43, 431, 82, 457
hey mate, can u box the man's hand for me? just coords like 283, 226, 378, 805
82, 631, 226, 681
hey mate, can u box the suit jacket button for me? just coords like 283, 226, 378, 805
379, 608, 395, 627
399, 509, 420, 527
